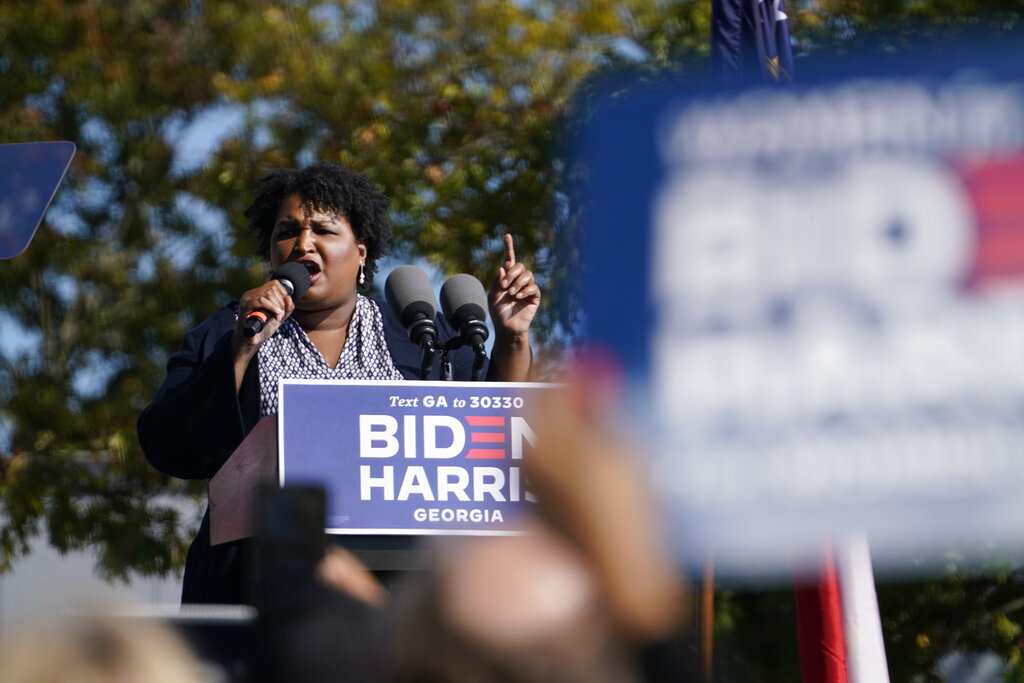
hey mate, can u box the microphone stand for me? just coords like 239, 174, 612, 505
463, 319, 489, 382
439, 347, 453, 381
418, 339, 437, 380
469, 342, 487, 382
409, 318, 438, 380
444, 320, 489, 381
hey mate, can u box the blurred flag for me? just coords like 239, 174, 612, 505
711, 0, 795, 83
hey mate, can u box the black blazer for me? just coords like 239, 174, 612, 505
138, 299, 489, 604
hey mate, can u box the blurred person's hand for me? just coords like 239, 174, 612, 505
442, 520, 600, 648
527, 351, 690, 642
316, 546, 387, 608
1, 612, 209, 683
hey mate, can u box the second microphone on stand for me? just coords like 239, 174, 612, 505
440, 273, 490, 381
385, 265, 440, 380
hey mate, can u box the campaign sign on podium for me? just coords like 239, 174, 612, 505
278, 380, 551, 535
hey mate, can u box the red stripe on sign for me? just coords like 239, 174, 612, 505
471, 432, 505, 443
466, 449, 506, 459
954, 154, 1024, 290
465, 416, 505, 426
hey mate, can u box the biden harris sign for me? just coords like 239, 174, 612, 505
575, 45, 1024, 573
278, 380, 553, 535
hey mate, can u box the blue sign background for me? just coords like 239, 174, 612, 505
575, 44, 1024, 379
0, 142, 76, 259
279, 380, 554, 535
573, 42, 1024, 573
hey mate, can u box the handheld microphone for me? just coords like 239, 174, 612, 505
440, 274, 490, 380
386, 266, 440, 379
243, 261, 312, 338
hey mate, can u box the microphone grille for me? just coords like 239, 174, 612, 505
272, 261, 312, 300
385, 265, 437, 326
440, 274, 488, 329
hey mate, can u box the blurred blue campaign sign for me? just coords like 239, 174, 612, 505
576, 47, 1024, 574
278, 380, 555, 535
0, 142, 75, 259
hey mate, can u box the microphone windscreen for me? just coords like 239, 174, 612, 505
386, 265, 437, 327
273, 261, 312, 301
440, 273, 488, 330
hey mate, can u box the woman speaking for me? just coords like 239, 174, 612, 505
138, 162, 541, 604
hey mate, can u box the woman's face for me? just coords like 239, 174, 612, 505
269, 194, 366, 311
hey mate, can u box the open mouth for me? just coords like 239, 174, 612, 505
296, 259, 321, 277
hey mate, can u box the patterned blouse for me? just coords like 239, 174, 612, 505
256, 294, 404, 416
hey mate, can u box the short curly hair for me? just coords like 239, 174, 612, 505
244, 161, 391, 285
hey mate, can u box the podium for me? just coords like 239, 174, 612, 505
208, 380, 551, 570
208, 416, 425, 571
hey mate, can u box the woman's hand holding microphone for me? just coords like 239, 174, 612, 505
231, 262, 311, 390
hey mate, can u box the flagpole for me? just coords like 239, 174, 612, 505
699, 553, 715, 682
793, 547, 849, 683
835, 534, 890, 683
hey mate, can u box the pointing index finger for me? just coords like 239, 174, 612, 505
503, 233, 516, 267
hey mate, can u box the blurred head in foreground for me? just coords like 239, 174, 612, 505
389, 521, 640, 683
385, 353, 693, 682
0, 613, 207, 683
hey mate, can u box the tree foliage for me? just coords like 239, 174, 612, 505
2, 0, 1023, 678
0, 0, 713, 578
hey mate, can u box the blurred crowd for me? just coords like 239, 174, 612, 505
0, 360, 697, 683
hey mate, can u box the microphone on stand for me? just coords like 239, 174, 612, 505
243, 261, 312, 338
440, 274, 490, 381
385, 265, 440, 380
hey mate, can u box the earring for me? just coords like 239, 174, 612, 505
359, 263, 365, 286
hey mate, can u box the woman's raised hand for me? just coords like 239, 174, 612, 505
487, 233, 541, 382
488, 233, 541, 340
